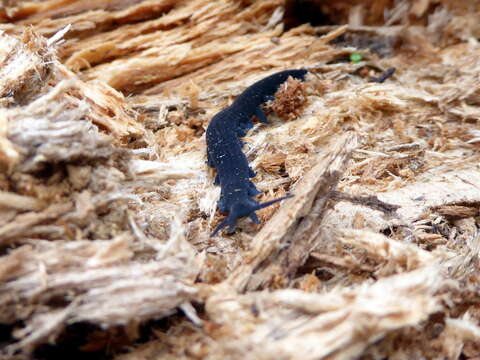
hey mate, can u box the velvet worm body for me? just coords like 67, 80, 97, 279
206, 69, 308, 236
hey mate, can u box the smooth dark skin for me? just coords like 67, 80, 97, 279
206, 69, 308, 236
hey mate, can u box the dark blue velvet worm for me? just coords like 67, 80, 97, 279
206, 69, 308, 236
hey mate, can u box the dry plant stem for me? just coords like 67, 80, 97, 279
331, 191, 400, 214
227, 133, 358, 292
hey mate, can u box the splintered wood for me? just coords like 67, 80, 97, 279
205, 266, 443, 360
1, 0, 480, 359
227, 133, 358, 292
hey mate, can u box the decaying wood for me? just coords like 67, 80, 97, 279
227, 133, 357, 291
1, 221, 200, 354
1, 0, 480, 359
324, 164, 480, 233
205, 265, 445, 360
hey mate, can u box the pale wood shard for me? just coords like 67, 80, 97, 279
0, 190, 45, 211
205, 266, 444, 360
1, 230, 199, 353
227, 133, 357, 292
141, 25, 346, 98
0, 202, 73, 246
336, 229, 453, 276
1, 0, 176, 27
1, 0, 480, 359
323, 165, 480, 233
0, 29, 143, 172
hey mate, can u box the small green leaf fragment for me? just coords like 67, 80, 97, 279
350, 53, 362, 63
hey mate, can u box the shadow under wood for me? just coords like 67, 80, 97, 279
226, 133, 358, 292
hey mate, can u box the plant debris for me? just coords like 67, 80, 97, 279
1, 0, 480, 359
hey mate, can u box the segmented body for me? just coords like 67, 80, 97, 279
206, 69, 308, 236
